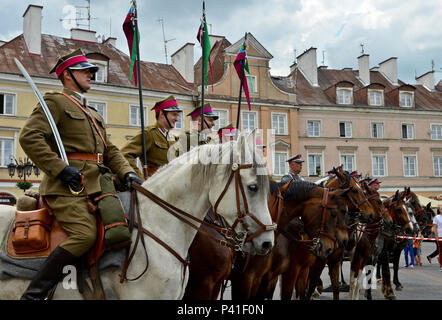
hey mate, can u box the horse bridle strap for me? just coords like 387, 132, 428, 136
213, 163, 277, 243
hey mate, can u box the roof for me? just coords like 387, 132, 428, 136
0, 34, 196, 95
271, 66, 442, 111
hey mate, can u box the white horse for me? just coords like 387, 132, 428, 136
0, 132, 274, 299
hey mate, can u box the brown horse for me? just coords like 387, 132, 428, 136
234, 180, 350, 300
303, 167, 376, 300
184, 178, 286, 300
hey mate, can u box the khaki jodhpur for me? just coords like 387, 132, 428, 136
45, 195, 97, 257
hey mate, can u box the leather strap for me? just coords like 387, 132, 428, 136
60, 92, 107, 149
68, 152, 103, 164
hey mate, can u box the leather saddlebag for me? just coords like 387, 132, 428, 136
12, 208, 53, 254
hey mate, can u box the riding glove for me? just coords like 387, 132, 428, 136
124, 172, 143, 190
58, 165, 82, 192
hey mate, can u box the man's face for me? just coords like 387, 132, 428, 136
158, 111, 180, 129
372, 183, 380, 191
70, 69, 93, 91
289, 161, 302, 174
197, 116, 216, 130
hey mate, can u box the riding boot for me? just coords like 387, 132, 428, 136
21, 246, 79, 300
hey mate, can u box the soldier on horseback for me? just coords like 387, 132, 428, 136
121, 95, 182, 179
184, 103, 218, 151
281, 154, 305, 184
18, 49, 142, 300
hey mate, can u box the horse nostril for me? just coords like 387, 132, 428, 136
262, 241, 272, 251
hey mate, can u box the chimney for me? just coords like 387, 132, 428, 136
103, 37, 117, 47
70, 28, 97, 42
171, 43, 195, 83
23, 4, 42, 55
379, 57, 398, 85
416, 71, 435, 91
297, 47, 318, 86
209, 35, 224, 45
358, 54, 370, 86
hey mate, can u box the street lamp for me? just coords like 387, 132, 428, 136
7, 157, 40, 192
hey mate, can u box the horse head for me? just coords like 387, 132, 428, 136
383, 190, 413, 235
209, 131, 274, 256
325, 168, 376, 222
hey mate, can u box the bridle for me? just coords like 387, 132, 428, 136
302, 188, 338, 247
213, 163, 277, 244
120, 162, 276, 282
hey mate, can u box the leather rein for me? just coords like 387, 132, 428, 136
119, 163, 276, 282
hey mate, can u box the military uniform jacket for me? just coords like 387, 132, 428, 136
19, 88, 133, 196
184, 130, 211, 152
121, 123, 178, 177
280, 172, 305, 184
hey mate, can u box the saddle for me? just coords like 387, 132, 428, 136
6, 193, 106, 276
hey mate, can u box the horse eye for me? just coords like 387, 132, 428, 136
248, 184, 258, 192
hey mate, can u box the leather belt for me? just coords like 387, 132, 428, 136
67, 152, 103, 164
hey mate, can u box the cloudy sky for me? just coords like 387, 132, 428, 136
2, 0, 442, 84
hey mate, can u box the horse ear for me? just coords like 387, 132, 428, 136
426, 202, 431, 209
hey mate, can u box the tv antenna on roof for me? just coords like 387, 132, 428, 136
59, 0, 97, 30
360, 43, 365, 54
321, 50, 326, 66
158, 18, 176, 65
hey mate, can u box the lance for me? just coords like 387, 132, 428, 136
14, 58, 82, 196
235, 32, 248, 132
132, 0, 148, 179
200, 0, 206, 142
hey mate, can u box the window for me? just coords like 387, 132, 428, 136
0, 93, 15, 115
307, 120, 320, 137
340, 154, 355, 172
129, 105, 148, 126
371, 122, 384, 139
273, 152, 288, 176
337, 88, 352, 104
431, 124, 442, 140
372, 154, 386, 177
308, 153, 322, 176
89, 61, 107, 83
241, 111, 257, 131
246, 75, 258, 93
434, 156, 442, 177
368, 90, 383, 106
89, 101, 107, 123
0, 139, 13, 167
339, 121, 352, 138
401, 123, 414, 139
212, 109, 229, 132
403, 155, 417, 177
399, 92, 413, 107
271, 113, 288, 135
174, 112, 184, 130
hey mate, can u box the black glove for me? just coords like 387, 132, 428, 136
58, 165, 82, 192
124, 172, 143, 190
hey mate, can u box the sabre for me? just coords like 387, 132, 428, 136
14, 58, 82, 196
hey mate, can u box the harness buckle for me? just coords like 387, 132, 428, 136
231, 163, 239, 171
97, 153, 103, 164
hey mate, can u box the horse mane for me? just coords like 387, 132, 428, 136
269, 178, 280, 196
153, 140, 269, 194
283, 180, 321, 203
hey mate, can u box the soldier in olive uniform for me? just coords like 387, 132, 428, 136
121, 95, 182, 179
217, 123, 237, 143
184, 103, 218, 151
18, 49, 142, 300
281, 154, 305, 184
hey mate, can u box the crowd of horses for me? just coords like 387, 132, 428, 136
183, 165, 435, 300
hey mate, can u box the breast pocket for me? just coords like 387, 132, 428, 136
63, 109, 90, 138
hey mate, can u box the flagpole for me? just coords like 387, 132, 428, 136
133, 1, 148, 179
235, 32, 248, 131
200, 1, 206, 141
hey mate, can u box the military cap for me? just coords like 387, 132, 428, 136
217, 123, 237, 139
368, 178, 381, 186
187, 103, 219, 120
287, 154, 304, 163
256, 139, 266, 148
151, 95, 182, 113
49, 49, 98, 78
350, 170, 362, 178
